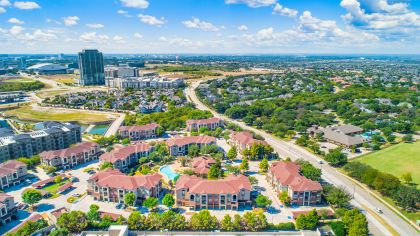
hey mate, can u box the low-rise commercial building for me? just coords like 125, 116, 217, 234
166, 136, 216, 156
308, 124, 364, 147
0, 121, 81, 162
0, 160, 27, 189
175, 174, 252, 210
40, 142, 101, 170
186, 117, 223, 131
118, 123, 159, 140
87, 168, 162, 204
267, 161, 322, 206
99, 142, 154, 172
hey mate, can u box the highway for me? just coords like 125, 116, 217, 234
186, 81, 418, 236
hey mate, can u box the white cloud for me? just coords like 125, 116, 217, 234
237, 25, 248, 31
340, 0, 420, 32
225, 0, 276, 8
138, 14, 165, 26
22, 29, 56, 41
159, 36, 204, 48
86, 23, 104, 29
14, 1, 40, 10
63, 16, 80, 26
117, 9, 132, 17
113, 35, 124, 41
8, 18, 24, 24
182, 17, 219, 32
0, 0, 10, 7
9, 25, 24, 35
0, 7, 5, 13
79, 32, 110, 43
273, 3, 298, 17
120, 0, 149, 9
134, 33, 143, 39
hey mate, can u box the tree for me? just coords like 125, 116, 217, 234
401, 172, 413, 184
279, 191, 291, 206
55, 175, 63, 184
99, 162, 113, 170
342, 209, 368, 236
392, 185, 419, 212
6, 219, 48, 236
162, 193, 175, 208
124, 192, 136, 207
255, 194, 272, 208
98, 215, 114, 229
57, 211, 88, 233
48, 228, 69, 236
158, 210, 187, 230
373, 172, 400, 196
296, 160, 321, 181
188, 144, 200, 157
220, 215, 234, 231
87, 204, 100, 222
156, 126, 165, 136
248, 176, 258, 185
402, 134, 413, 142
295, 209, 319, 230
239, 158, 249, 172
242, 210, 268, 231
208, 159, 223, 179
142, 197, 159, 209
22, 189, 42, 211
232, 214, 243, 231
127, 211, 146, 230
323, 185, 351, 208
227, 146, 238, 160
325, 149, 347, 167
259, 158, 269, 173
189, 210, 219, 231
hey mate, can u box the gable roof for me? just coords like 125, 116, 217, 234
231, 131, 267, 147
99, 142, 153, 164
40, 142, 98, 160
186, 117, 222, 126
176, 174, 251, 194
89, 168, 162, 190
166, 135, 216, 147
0, 160, 26, 177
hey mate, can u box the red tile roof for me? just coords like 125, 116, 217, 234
99, 211, 121, 221
0, 160, 26, 176
50, 207, 68, 220
166, 135, 216, 147
99, 142, 153, 164
118, 123, 159, 132
176, 174, 251, 194
192, 156, 216, 175
57, 182, 73, 193
186, 117, 222, 126
89, 168, 162, 190
269, 161, 322, 192
40, 142, 98, 160
231, 131, 267, 147
0, 192, 13, 202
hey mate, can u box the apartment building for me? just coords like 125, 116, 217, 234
175, 174, 252, 210
166, 135, 216, 156
99, 142, 154, 172
87, 168, 162, 204
105, 76, 183, 89
0, 160, 27, 190
0, 121, 81, 162
0, 193, 16, 224
40, 142, 101, 170
267, 161, 322, 206
118, 123, 159, 140
186, 117, 223, 131
191, 156, 216, 176
229, 131, 268, 152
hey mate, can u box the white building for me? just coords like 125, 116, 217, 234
105, 76, 183, 89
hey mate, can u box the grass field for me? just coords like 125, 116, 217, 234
3, 77, 35, 83
36, 89, 71, 98
42, 74, 77, 84
4, 105, 117, 124
352, 141, 420, 186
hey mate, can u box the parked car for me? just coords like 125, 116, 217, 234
116, 203, 126, 209
25, 179, 32, 184
87, 170, 96, 175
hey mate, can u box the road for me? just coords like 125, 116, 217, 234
104, 113, 126, 137
187, 81, 418, 236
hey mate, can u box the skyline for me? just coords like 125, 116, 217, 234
0, 0, 419, 54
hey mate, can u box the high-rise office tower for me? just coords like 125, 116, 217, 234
78, 49, 105, 86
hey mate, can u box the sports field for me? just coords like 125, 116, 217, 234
353, 141, 420, 186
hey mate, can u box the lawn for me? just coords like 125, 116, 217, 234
3, 77, 36, 83
36, 89, 70, 98
4, 105, 117, 124
352, 141, 420, 186
42, 74, 77, 84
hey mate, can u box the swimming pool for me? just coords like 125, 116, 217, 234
88, 124, 109, 135
160, 165, 180, 181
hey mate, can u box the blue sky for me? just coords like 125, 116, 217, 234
0, 0, 419, 54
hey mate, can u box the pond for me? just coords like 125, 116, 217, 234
160, 165, 180, 181
87, 124, 109, 135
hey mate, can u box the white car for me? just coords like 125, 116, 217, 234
375, 208, 383, 214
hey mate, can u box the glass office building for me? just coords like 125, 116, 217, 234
78, 49, 105, 86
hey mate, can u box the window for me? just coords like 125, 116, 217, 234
190, 195, 194, 201
181, 190, 186, 197
232, 195, 237, 202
